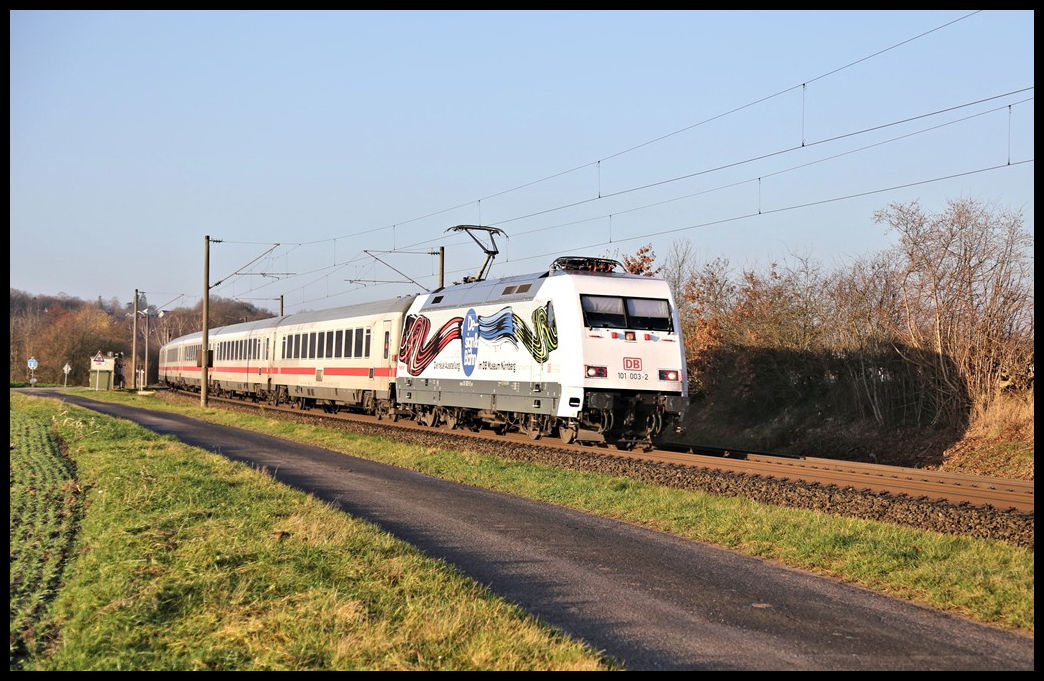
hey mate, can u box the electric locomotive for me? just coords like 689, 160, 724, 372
395, 256, 687, 445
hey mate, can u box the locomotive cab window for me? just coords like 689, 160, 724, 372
580, 295, 626, 328
581, 294, 673, 332
625, 298, 673, 332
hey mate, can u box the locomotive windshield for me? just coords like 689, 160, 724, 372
580, 295, 673, 332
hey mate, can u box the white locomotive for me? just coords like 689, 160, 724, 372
159, 256, 688, 445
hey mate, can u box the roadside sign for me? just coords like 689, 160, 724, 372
63, 363, 71, 375
28, 357, 38, 370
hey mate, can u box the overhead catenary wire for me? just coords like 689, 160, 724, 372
286, 11, 986, 251
285, 158, 1033, 311
216, 88, 1033, 313
200, 11, 1027, 314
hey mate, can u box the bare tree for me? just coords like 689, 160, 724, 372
874, 199, 1034, 414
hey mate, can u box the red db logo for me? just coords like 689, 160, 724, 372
624, 357, 642, 371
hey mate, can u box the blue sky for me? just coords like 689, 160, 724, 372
10, 10, 1034, 315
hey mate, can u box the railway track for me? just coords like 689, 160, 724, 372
164, 388, 1033, 546
651, 445, 1034, 514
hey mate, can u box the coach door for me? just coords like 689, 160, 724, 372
376, 319, 391, 385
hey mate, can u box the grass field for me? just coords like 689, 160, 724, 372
9, 392, 613, 671
9, 407, 83, 669
10, 389, 1034, 668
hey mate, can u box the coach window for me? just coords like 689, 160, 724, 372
308, 332, 316, 359
354, 327, 364, 358
383, 331, 390, 359
365, 329, 371, 358
345, 329, 354, 358
281, 336, 286, 359
316, 332, 325, 359
335, 330, 343, 358
326, 331, 334, 358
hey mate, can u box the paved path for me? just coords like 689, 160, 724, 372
35, 391, 1035, 670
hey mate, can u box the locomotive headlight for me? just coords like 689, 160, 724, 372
586, 365, 608, 378
659, 370, 680, 381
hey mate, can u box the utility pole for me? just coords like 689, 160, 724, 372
280, 294, 284, 316
202, 235, 210, 407
438, 246, 445, 289
131, 288, 139, 390
144, 310, 150, 389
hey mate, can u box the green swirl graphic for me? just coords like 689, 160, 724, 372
514, 301, 558, 363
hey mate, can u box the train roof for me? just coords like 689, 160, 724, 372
161, 296, 417, 346
277, 296, 415, 326
419, 257, 653, 311
163, 258, 662, 346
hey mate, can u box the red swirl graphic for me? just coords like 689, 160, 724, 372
398, 314, 463, 376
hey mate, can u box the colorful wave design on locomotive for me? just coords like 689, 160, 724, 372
399, 301, 558, 376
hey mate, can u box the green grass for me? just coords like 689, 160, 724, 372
9, 393, 614, 671
14, 387, 1035, 655
9, 408, 84, 669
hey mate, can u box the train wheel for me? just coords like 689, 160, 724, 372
418, 408, 439, 428
524, 414, 547, 440
558, 422, 577, 445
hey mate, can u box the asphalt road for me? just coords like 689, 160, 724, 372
30, 390, 1035, 670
